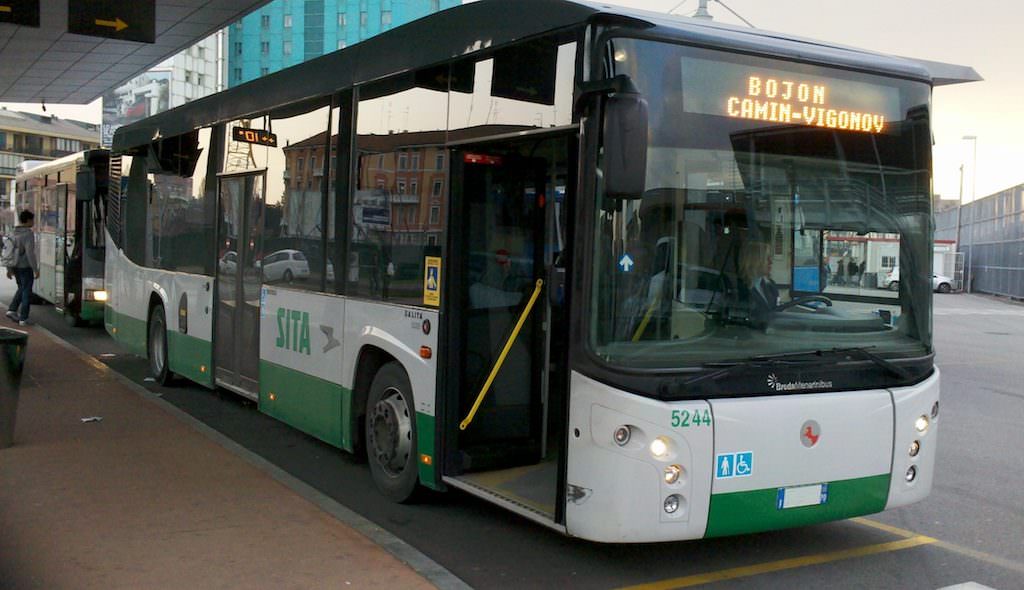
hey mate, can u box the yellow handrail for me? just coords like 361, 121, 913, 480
632, 292, 660, 342
459, 279, 544, 431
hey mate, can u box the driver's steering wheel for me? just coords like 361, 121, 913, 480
774, 295, 833, 312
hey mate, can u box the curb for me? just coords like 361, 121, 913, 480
36, 324, 472, 590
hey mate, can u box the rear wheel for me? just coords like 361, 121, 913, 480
365, 362, 419, 502
148, 304, 174, 386
888, 280, 899, 292
938, 282, 951, 293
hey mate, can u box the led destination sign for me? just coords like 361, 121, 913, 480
232, 126, 278, 147
681, 57, 901, 135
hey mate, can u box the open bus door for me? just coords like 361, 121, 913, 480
442, 133, 573, 525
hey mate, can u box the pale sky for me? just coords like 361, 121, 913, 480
5, 0, 1015, 201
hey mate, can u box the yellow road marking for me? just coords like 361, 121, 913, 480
617, 536, 936, 590
853, 518, 1024, 575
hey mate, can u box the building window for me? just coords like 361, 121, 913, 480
310, 156, 316, 173
261, 14, 270, 28
397, 180, 406, 194
338, 12, 346, 26
283, 40, 292, 55
196, 46, 205, 59
233, 67, 242, 80
260, 67, 269, 76
381, 10, 392, 26
406, 207, 417, 224
410, 154, 419, 170
235, 42, 242, 55
261, 41, 269, 54
377, 154, 385, 168
284, 14, 292, 27
360, 11, 367, 26
435, 153, 444, 170
184, 70, 192, 84
429, 205, 440, 224
431, 0, 440, 10
196, 74, 204, 86
337, 40, 346, 50
881, 255, 897, 269
398, 153, 407, 170
432, 179, 443, 197
410, 181, 418, 196
297, 157, 304, 172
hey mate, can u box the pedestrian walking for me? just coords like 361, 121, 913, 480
6, 210, 39, 326
836, 258, 846, 286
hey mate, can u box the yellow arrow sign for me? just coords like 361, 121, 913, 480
0, 6, 13, 13
94, 17, 128, 32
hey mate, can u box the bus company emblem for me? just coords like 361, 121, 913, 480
801, 420, 821, 448
766, 373, 833, 392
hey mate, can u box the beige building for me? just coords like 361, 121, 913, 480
0, 107, 100, 213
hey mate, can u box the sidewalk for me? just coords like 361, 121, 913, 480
0, 323, 439, 589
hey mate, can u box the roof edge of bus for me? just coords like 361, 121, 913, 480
110, 0, 978, 152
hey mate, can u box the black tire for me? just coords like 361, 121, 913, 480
148, 304, 174, 386
888, 280, 899, 292
365, 361, 419, 502
938, 282, 951, 294
283, 269, 294, 283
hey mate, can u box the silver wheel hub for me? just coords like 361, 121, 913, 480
369, 387, 412, 477
150, 320, 165, 373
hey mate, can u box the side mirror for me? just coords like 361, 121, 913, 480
76, 169, 96, 201
603, 91, 648, 199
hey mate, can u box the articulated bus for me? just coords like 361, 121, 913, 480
105, 0, 978, 541
15, 149, 109, 325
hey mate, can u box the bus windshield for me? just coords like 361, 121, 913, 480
590, 38, 934, 371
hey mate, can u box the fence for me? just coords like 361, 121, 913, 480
935, 184, 1024, 299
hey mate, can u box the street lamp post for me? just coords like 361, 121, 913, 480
962, 135, 977, 293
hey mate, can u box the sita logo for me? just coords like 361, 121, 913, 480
276, 307, 311, 355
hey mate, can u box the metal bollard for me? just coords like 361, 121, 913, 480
0, 328, 28, 449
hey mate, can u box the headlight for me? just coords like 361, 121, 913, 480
649, 436, 669, 459
905, 466, 917, 482
664, 464, 683, 485
664, 494, 680, 514
908, 440, 920, 457
613, 426, 631, 447
914, 415, 930, 434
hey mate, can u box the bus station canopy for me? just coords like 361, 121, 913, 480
0, 0, 270, 104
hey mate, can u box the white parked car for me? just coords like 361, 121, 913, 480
260, 249, 310, 283
880, 266, 954, 293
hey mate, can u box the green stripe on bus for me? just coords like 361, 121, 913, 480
106, 308, 147, 357
705, 474, 891, 538
259, 360, 351, 450
416, 412, 440, 490
166, 331, 213, 388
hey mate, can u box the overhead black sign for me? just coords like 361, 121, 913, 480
68, 0, 155, 43
0, 0, 40, 28
232, 126, 278, 148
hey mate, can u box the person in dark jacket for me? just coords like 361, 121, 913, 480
737, 241, 780, 328
6, 210, 39, 325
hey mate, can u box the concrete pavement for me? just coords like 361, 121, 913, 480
0, 315, 443, 589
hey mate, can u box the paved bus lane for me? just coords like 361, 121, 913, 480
10, 273, 1022, 589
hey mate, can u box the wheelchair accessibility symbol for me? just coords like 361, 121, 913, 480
715, 451, 753, 479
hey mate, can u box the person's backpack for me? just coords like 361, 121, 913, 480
1, 234, 18, 268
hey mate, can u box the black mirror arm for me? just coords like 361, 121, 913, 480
574, 75, 641, 114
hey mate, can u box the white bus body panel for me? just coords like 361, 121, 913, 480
709, 390, 894, 495
259, 287, 347, 386
566, 371, 715, 543
886, 368, 940, 508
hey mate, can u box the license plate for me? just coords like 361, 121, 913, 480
776, 483, 829, 509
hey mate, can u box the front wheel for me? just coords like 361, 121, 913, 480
148, 304, 174, 386
938, 282, 951, 294
888, 280, 899, 292
365, 362, 419, 502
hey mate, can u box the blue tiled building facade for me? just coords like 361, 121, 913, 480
227, 0, 460, 87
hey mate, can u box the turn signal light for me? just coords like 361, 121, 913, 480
419, 346, 432, 359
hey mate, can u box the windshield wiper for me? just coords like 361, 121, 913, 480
683, 346, 910, 387
752, 346, 911, 380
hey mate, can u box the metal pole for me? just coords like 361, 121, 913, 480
955, 164, 963, 290
962, 135, 977, 293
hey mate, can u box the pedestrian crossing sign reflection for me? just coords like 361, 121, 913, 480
424, 257, 441, 306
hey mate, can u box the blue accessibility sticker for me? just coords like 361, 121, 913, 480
715, 451, 753, 479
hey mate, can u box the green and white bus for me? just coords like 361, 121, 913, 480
15, 149, 109, 325
105, 0, 978, 541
